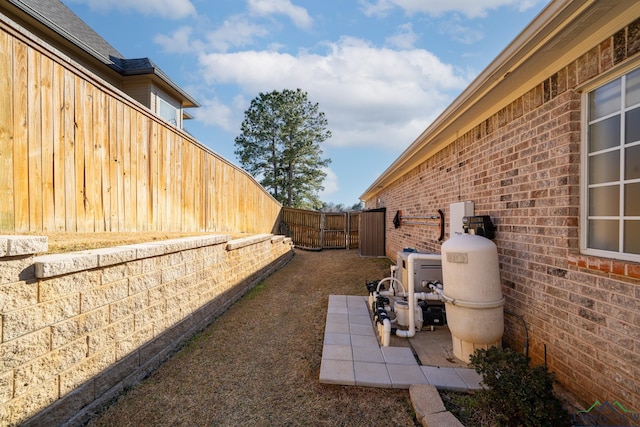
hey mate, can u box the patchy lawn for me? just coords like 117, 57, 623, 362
86, 249, 420, 426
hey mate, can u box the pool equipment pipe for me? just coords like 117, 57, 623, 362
369, 255, 447, 345
368, 276, 405, 310
395, 253, 443, 338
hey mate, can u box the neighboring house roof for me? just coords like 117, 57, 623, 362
360, 0, 640, 201
4, 0, 199, 108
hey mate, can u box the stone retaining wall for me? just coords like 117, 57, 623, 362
0, 234, 294, 426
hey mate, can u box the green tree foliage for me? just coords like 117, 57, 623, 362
234, 89, 331, 209
318, 201, 363, 212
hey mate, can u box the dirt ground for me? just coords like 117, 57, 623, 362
85, 249, 420, 427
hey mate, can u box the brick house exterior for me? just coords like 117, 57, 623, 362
361, 1, 640, 411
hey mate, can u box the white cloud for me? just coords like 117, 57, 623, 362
439, 16, 485, 44
359, 0, 394, 17
67, 0, 196, 19
154, 26, 201, 54
154, 17, 269, 54
319, 167, 339, 198
193, 98, 235, 132
196, 36, 469, 151
385, 23, 418, 49
360, 0, 544, 19
248, 0, 313, 29
205, 16, 269, 52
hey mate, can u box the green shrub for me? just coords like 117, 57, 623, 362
465, 346, 570, 427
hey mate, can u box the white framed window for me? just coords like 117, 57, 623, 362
153, 88, 180, 127
157, 96, 178, 126
582, 66, 640, 262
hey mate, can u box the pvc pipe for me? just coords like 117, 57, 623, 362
376, 276, 405, 295
368, 276, 404, 308
381, 318, 391, 346
414, 292, 441, 301
396, 253, 442, 338
390, 265, 399, 280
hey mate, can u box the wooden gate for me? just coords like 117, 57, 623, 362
359, 208, 386, 257
280, 207, 360, 250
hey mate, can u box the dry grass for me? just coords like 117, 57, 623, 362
86, 249, 419, 426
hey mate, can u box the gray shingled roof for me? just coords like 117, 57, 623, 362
6, 0, 199, 107
9, 0, 123, 67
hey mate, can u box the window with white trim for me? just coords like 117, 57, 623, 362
583, 66, 640, 261
157, 96, 178, 126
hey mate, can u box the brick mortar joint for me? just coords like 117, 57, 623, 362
568, 253, 640, 279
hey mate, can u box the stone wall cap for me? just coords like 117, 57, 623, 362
226, 234, 273, 250
85, 246, 138, 267
34, 252, 99, 278
0, 235, 48, 257
33, 234, 232, 277
270, 235, 285, 243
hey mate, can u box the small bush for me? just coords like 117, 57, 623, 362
465, 346, 571, 427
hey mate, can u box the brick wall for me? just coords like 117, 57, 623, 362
365, 18, 640, 410
0, 234, 294, 426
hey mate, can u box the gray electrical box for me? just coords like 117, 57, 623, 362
450, 201, 474, 236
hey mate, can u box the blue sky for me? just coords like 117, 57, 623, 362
63, 0, 549, 207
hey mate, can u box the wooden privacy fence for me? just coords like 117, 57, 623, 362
280, 207, 360, 250
0, 19, 281, 234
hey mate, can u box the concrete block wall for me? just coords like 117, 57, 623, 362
0, 234, 293, 426
365, 19, 640, 410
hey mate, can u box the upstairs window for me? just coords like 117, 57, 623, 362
583, 66, 640, 262
157, 96, 178, 126
154, 89, 180, 127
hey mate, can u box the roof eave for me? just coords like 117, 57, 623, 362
6, 0, 200, 109
122, 67, 200, 108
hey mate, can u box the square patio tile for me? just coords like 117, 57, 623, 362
320, 359, 355, 385
347, 297, 369, 312
352, 346, 384, 363
348, 306, 369, 316
325, 320, 350, 334
349, 323, 374, 336
421, 366, 467, 391
456, 368, 484, 390
354, 361, 391, 388
324, 332, 351, 346
381, 347, 418, 365
346, 295, 367, 305
351, 334, 379, 348
327, 304, 348, 314
386, 364, 429, 389
328, 295, 346, 303
326, 313, 348, 323
348, 314, 372, 325
322, 344, 352, 361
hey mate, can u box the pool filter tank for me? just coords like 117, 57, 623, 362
441, 234, 505, 363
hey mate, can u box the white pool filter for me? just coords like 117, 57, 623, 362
441, 234, 505, 363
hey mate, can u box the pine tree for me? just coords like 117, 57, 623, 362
234, 89, 331, 209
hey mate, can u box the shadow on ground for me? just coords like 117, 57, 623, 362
87, 249, 420, 426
